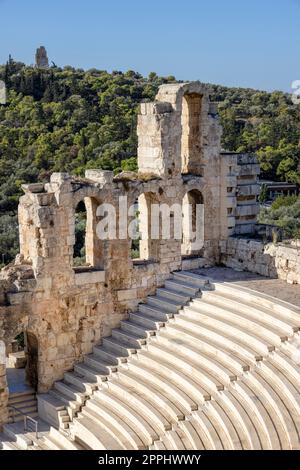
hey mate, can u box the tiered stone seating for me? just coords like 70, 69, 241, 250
2, 271, 300, 450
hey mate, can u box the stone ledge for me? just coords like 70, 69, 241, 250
74, 269, 105, 286
182, 257, 209, 270
133, 259, 159, 267
21, 183, 45, 193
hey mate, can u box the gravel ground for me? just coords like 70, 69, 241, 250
194, 266, 300, 308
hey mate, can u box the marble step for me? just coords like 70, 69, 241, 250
93, 390, 159, 444
193, 297, 288, 344
102, 336, 138, 357
111, 329, 147, 348
164, 278, 201, 296
183, 306, 271, 357
173, 271, 210, 288
85, 399, 146, 449
156, 287, 191, 304
120, 319, 155, 338
147, 295, 183, 313
93, 344, 125, 364
74, 362, 109, 383
138, 303, 172, 321
84, 354, 117, 374
213, 282, 300, 329
202, 290, 294, 336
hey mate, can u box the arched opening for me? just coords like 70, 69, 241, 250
6, 331, 38, 393
181, 93, 203, 175
73, 197, 104, 269
130, 198, 140, 260
74, 200, 87, 266
181, 189, 205, 257
25, 332, 38, 391
131, 192, 160, 263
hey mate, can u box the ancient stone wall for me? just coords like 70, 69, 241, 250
0, 82, 261, 424
220, 237, 300, 284
2, 172, 189, 391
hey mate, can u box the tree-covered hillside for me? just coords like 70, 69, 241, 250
210, 84, 300, 183
0, 58, 300, 263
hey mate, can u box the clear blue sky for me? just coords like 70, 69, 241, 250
0, 0, 299, 91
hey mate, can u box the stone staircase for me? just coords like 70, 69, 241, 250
0, 390, 44, 450
7, 389, 38, 424
1, 270, 300, 450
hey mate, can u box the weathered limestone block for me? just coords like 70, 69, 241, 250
21, 183, 45, 193
117, 289, 138, 302
85, 170, 114, 185
140, 101, 173, 115
74, 270, 105, 286
50, 172, 71, 184
7, 351, 26, 368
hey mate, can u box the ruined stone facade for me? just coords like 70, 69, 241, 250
221, 237, 300, 284
0, 82, 261, 428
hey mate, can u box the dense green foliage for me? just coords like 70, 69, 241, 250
0, 57, 300, 262
258, 195, 300, 239
212, 85, 300, 183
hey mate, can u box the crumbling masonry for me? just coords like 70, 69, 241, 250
0, 82, 261, 427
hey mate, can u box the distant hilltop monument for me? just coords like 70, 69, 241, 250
35, 46, 49, 68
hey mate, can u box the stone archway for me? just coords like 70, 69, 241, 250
73, 196, 104, 270
181, 189, 205, 257
25, 332, 38, 391
4, 329, 39, 392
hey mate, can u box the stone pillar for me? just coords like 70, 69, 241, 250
137, 102, 174, 177
85, 197, 104, 269
0, 341, 8, 430
139, 192, 160, 261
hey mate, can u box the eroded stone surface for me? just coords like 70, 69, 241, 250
220, 238, 300, 286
